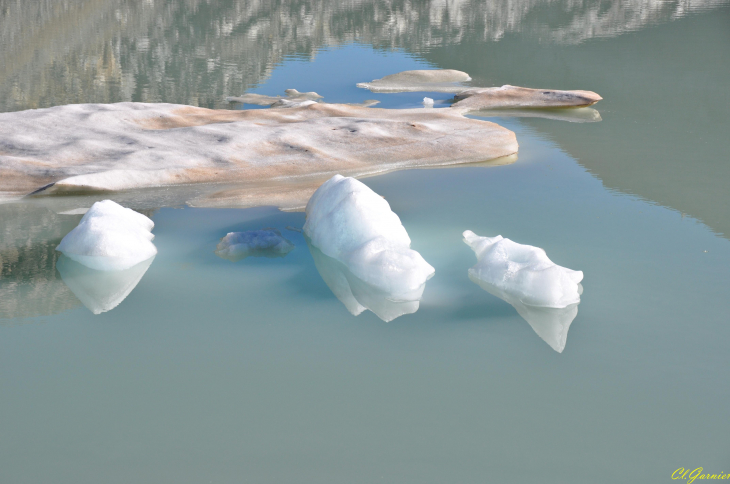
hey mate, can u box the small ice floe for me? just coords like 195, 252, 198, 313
215, 228, 294, 262
357, 69, 472, 93
422, 97, 435, 107
56, 255, 155, 315
463, 230, 583, 352
226, 88, 322, 106
451, 85, 602, 111
285, 226, 302, 233
269, 98, 318, 108
304, 175, 434, 321
56, 200, 157, 271
463, 230, 582, 308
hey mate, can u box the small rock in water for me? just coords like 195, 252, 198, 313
463, 230, 583, 308
304, 175, 434, 312
215, 228, 294, 261
56, 200, 157, 271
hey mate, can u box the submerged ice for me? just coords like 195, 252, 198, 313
215, 229, 294, 261
304, 175, 434, 319
56, 200, 157, 271
463, 230, 583, 309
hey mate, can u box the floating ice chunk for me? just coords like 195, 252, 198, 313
56, 255, 155, 314
357, 69, 472, 93
468, 107, 602, 123
215, 228, 294, 262
304, 175, 434, 316
451, 86, 602, 111
226, 89, 322, 106
423, 97, 435, 107
56, 200, 157, 271
308, 241, 422, 322
269, 98, 317, 108
463, 230, 582, 309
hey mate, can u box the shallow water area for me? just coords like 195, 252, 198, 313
2, 2, 730, 483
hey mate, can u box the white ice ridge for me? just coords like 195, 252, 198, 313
304, 175, 435, 310
56, 200, 157, 271
463, 230, 583, 308
215, 228, 294, 261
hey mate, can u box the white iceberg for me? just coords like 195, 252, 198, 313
463, 230, 582, 308
423, 97, 435, 107
56, 255, 155, 315
215, 228, 294, 261
304, 175, 435, 316
56, 200, 157, 271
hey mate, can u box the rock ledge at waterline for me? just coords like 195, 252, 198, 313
0, 101, 517, 199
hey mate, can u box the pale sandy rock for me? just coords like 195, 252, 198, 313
0, 102, 518, 199
357, 69, 472, 93
451, 85, 602, 111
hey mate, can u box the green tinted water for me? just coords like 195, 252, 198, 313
1, 2, 729, 482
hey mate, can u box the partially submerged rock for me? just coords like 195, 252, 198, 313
0, 102, 517, 199
463, 230, 583, 308
56, 200, 157, 271
304, 175, 434, 319
215, 228, 294, 261
357, 69, 472, 93
451, 85, 602, 111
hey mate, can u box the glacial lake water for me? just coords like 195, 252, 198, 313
1, 2, 730, 483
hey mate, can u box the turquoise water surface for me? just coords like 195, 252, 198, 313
1, 2, 729, 483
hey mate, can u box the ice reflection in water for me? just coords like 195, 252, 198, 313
56, 255, 155, 315
471, 276, 582, 353
307, 240, 427, 322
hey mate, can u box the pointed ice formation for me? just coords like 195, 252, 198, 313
56, 200, 157, 271
463, 230, 582, 308
463, 230, 583, 352
304, 175, 434, 320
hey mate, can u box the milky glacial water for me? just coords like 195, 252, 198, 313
2, 2, 730, 483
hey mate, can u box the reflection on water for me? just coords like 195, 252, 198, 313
307, 240, 426, 322
0, 203, 82, 319
0, 201, 159, 321
469, 275, 581, 353
2, 0, 726, 112
56, 255, 155, 315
